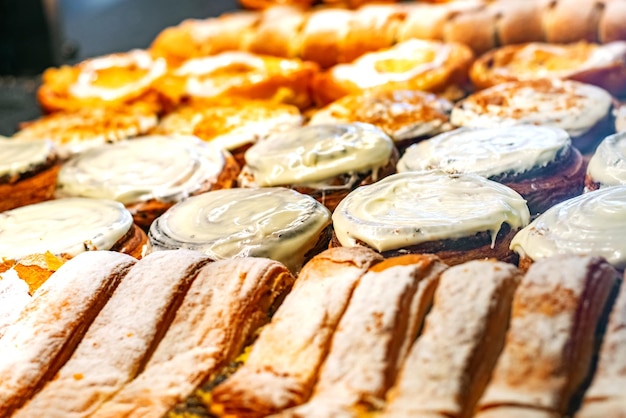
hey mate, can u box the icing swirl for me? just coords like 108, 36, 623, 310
0, 138, 55, 179
586, 132, 626, 188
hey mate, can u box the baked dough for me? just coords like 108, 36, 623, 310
585, 131, 626, 191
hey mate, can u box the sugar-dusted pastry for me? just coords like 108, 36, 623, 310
397, 126, 586, 215
312, 39, 474, 106
470, 41, 626, 97
277, 254, 447, 417
477, 255, 620, 416
238, 123, 397, 211
0, 137, 59, 212
38, 49, 167, 113
92, 257, 295, 418
332, 171, 530, 266
0, 251, 136, 417
147, 187, 331, 273
450, 79, 615, 154
14, 250, 213, 418
56, 135, 239, 230
510, 186, 626, 270
0, 198, 147, 261
585, 131, 626, 191
308, 90, 453, 151
383, 260, 521, 418
209, 247, 383, 417
12, 106, 158, 159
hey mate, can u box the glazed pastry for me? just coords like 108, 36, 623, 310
277, 254, 447, 417
0, 198, 147, 261
0, 251, 136, 417
397, 126, 586, 215
615, 103, 626, 132
38, 49, 167, 113
147, 187, 332, 273
585, 131, 626, 191
477, 255, 620, 415
209, 247, 383, 418
308, 90, 453, 151
56, 135, 239, 230
332, 171, 530, 266
450, 79, 615, 154
12, 106, 158, 159
470, 41, 626, 97
510, 186, 626, 270
238, 123, 397, 211
312, 39, 473, 106
383, 260, 521, 418
93, 257, 295, 418
0, 137, 59, 212
14, 250, 212, 418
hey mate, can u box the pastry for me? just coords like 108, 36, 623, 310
244, 5, 309, 59
331, 171, 531, 266
312, 39, 473, 106
146, 187, 332, 273
616, 103, 626, 132
383, 260, 521, 418
476, 255, 620, 416
470, 41, 626, 97
0, 251, 136, 417
38, 49, 167, 113
0, 198, 147, 261
510, 186, 626, 270
209, 247, 383, 417
238, 123, 397, 211
0, 137, 60, 212
450, 78, 615, 154
584, 131, 626, 191
55, 135, 240, 230
92, 256, 295, 418
308, 89, 453, 152
397, 126, 586, 215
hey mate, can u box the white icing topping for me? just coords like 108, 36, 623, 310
332, 171, 530, 252
69, 50, 167, 101
57, 135, 225, 204
0, 138, 55, 178
147, 188, 331, 273
0, 198, 133, 260
397, 126, 570, 178
450, 79, 613, 138
510, 186, 626, 269
586, 132, 626, 188
243, 123, 394, 186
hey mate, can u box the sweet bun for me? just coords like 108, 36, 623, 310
585, 131, 626, 191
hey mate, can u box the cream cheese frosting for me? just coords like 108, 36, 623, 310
397, 126, 571, 178
0, 198, 133, 260
450, 79, 613, 138
0, 138, 55, 179
56, 135, 224, 204
586, 132, 626, 188
242, 123, 394, 186
510, 186, 626, 269
333, 171, 530, 252
147, 187, 332, 273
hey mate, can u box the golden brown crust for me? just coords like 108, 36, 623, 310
245, 6, 308, 58
0, 162, 60, 213
110, 224, 147, 259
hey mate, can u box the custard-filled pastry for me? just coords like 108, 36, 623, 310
56, 135, 239, 230
397, 126, 586, 215
312, 39, 473, 106
12, 106, 158, 159
510, 185, 626, 271
451, 79, 615, 154
0, 138, 60, 212
147, 187, 331, 273
238, 123, 397, 212
585, 131, 626, 191
332, 171, 531, 266
470, 41, 626, 97
0, 198, 147, 261
38, 49, 167, 113
308, 90, 453, 152
155, 51, 319, 109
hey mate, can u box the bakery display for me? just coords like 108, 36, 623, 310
397, 126, 586, 215
585, 131, 626, 191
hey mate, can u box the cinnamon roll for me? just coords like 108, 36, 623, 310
585, 131, 626, 191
